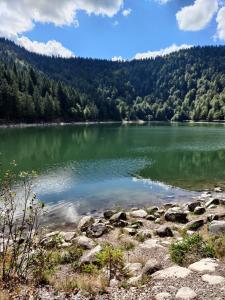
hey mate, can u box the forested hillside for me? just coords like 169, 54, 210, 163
1, 38, 225, 123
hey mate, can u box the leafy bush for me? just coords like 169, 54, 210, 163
169, 233, 215, 266
96, 244, 124, 282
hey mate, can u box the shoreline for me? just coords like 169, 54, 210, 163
1, 119, 225, 129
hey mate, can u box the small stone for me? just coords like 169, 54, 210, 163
103, 210, 116, 219
146, 215, 157, 221
87, 223, 108, 238
158, 209, 165, 215
155, 292, 172, 300
155, 225, 173, 237
147, 206, 159, 215
214, 187, 223, 192
127, 274, 142, 286
110, 278, 119, 287
205, 198, 220, 208
155, 218, 161, 224
60, 231, 76, 242
194, 206, 206, 215
78, 216, 94, 232
79, 245, 102, 265
175, 287, 197, 299
73, 236, 95, 249
142, 258, 161, 275
123, 227, 137, 236
185, 219, 204, 231
139, 239, 164, 249
60, 242, 72, 248
130, 209, 147, 218
124, 263, 142, 277
202, 274, 225, 285
152, 266, 192, 279
188, 258, 218, 273
188, 201, 201, 212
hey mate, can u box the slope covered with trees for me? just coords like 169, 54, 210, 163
0, 38, 225, 123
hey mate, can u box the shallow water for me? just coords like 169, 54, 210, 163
1, 123, 225, 223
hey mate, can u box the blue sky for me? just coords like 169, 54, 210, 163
0, 0, 225, 59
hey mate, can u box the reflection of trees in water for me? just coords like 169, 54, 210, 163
139, 150, 225, 189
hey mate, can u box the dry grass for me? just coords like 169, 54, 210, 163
51, 273, 108, 296
0, 290, 10, 300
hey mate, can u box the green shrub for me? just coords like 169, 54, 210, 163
169, 233, 215, 266
82, 263, 98, 274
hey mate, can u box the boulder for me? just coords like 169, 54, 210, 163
147, 206, 159, 215
142, 258, 161, 275
208, 220, 225, 235
124, 262, 142, 277
73, 236, 95, 249
127, 274, 142, 286
79, 245, 102, 265
185, 219, 204, 231
188, 201, 202, 212
78, 216, 95, 232
130, 209, 147, 218
155, 225, 173, 237
188, 258, 218, 273
164, 208, 188, 224
205, 198, 220, 208
87, 223, 108, 238
103, 210, 117, 219
194, 206, 206, 215
175, 287, 197, 299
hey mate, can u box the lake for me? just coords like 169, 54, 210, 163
1, 123, 225, 223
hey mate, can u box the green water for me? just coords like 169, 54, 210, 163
0, 123, 225, 220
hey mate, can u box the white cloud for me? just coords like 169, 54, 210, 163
113, 20, 119, 26
133, 44, 193, 60
176, 0, 218, 31
112, 56, 123, 61
0, 0, 124, 38
122, 8, 132, 17
17, 36, 75, 58
216, 7, 225, 40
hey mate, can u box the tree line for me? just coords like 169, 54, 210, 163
0, 38, 225, 123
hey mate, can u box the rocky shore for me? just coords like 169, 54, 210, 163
2, 188, 225, 300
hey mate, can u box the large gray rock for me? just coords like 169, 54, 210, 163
60, 231, 77, 242
185, 219, 204, 231
155, 225, 173, 237
155, 292, 172, 300
110, 211, 127, 221
78, 216, 95, 232
142, 258, 161, 275
73, 236, 95, 249
87, 223, 108, 238
208, 220, 225, 235
79, 245, 102, 264
164, 208, 188, 224
175, 287, 197, 299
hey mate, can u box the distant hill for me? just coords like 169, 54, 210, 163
0, 38, 225, 123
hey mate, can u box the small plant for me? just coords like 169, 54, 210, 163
96, 244, 124, 283
82, 263, 98, 274
0, 163, 45, 283
169, 233, 215, 266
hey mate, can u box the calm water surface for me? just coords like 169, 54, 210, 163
1, 123, 225, 223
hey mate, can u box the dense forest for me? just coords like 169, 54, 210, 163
0, 38, 225, 123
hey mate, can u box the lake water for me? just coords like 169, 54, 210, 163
1, 123, 225, 223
